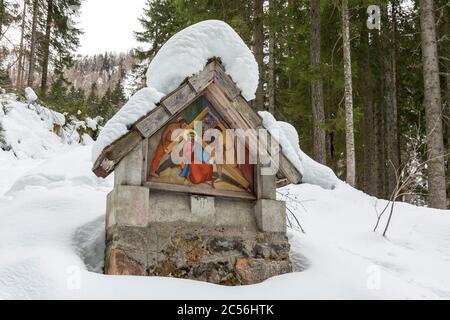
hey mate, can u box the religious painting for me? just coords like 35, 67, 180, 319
148, 97, 254, 195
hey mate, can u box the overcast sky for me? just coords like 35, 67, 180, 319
77, 0, 148, 55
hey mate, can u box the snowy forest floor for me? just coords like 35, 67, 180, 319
1, 143, 450, 299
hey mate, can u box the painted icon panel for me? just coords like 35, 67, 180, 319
148, 96, 254, 195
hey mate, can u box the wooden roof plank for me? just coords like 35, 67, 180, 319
214, 66, 241, 100
92, 130, 142, 178
233, 95, 263, 128
188, 60, 216, 93
278, 153, 303, 184
204, 83, 302, 184
161, 83, 198, 115
134, 107, 171, 138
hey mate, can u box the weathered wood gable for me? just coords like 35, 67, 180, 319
92, 58, 302, 185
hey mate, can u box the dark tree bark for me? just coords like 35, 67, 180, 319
27, 0, 39, 88
40, 0, 53, 97
326, 77, 336, 172
0, 0, 4, 40
419, 0, 447, 209
342, 0, 356, 186
16, 1, 27, 89
310, 0, 326, 165
360, 23, 378, 196
268, 0, 275, 115
252, 0, 264, 111
382, 1, 400, 196
438, 1, 450, 203
375, 98, 387, 198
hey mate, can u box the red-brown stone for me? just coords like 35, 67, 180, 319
235, 257, 292, 285
106, 249, 146, 276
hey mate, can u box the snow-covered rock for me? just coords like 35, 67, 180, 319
92, 87, 164, 162
259, 111, 339, 190
85, 117, 103, 131
0, 95, 63, 159
25, 87, 38, 103
146, 20, 258, 101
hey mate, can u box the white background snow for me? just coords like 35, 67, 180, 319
1, 93, 450, 299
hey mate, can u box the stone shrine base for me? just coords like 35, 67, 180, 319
105, 223, 292, 285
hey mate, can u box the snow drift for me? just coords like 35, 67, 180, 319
1, 144, 450, 299
0, 93, 65, 159
259, 111, 339, 190
1, 89, 450, 299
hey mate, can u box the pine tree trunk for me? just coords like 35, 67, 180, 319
40, 0, 53, 95
446, 73, 450, 202
0, 0, 4, 40
28, 0, 39, 88
342, 0, 356, 186
40, 0, 53, 97
252, 0, 264, 111
391, 3, 400, 163
375, 98, 386, 198
419, 0, 447, 209
327, 78, 336, 172
310, 0, 326, 165
360, 24, 378, 196
384, 1, 400, 196
268, 0, 275, 115
16, 1, 27, 89
372, 29, 387, 198
363, 82, 377, 196
438, 1, 450, 205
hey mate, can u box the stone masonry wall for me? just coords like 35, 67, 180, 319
105, 223, 292, 285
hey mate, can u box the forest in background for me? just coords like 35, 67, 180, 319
0, 0, 134, 122
1, 0, 449, 208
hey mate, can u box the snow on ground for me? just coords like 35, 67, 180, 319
1, 145, 450, 298
1, 94, 65, 160
1, 144, 450, 299
1, 93, 450, 300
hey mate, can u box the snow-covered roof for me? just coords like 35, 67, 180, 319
91, 20, 334, 189
259, 112, 338, 190
146, 20, 258, 101
93, 20, 258, 163
92, 87, 163, 162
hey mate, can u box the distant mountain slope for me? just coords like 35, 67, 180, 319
63, 51, 139, 98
